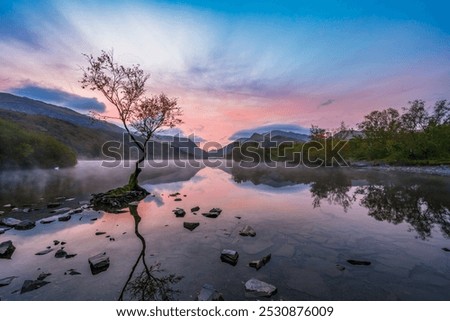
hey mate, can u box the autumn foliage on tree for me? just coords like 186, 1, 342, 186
81, 50, 182, 190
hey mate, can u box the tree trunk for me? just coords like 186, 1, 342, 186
127, 155, 145, 191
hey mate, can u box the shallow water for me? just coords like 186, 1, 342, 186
0, 161, 449, 300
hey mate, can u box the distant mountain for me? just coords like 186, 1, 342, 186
0, 93, 207, 162
211, 130, 310, 158
0, 92, 123, 133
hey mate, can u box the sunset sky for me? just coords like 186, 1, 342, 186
1, 0, 449, 144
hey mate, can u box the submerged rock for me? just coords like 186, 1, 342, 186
0, 240, 15, 259
20, 280, 50, 294
173, 208, 186, 217
65, 253, 77, 259
0, 217, 22, 227
65, 269, 81, 275
191, 206, 200, 212
0, 276, 16, 287
239, 225, 256, 237
47, 202, 62, 209
347, 259, 371, 266
183, 222, 200, 231
244, 278, 277, 297
442, 247, 450, 252
174, 198, 182, 201
58, 214, 71, 222
220, 249, 239, 266
89, 252, 110, 275
197, 284, 224, 301
335, 264, 346, 271
37, 273, 51, 281
35, 248, 54, 256
249, 254, 271, 270
40, 217, 56, 224
95, 232, 106, 236
14, 220, 36, 230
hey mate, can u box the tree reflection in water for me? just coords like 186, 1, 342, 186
118, 205, 182, 301
228, 165, 450, 240
355, 184, 450, 240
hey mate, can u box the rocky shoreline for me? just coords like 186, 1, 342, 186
350, 162, 450, 177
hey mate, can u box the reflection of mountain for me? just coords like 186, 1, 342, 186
218, 163, 450, 239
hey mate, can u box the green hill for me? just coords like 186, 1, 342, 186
0, 117, 77, 169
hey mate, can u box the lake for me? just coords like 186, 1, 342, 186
1, 160, 449, 300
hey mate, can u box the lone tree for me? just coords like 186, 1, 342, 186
81, 50, 182, 192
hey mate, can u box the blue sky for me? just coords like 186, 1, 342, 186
0, 0, 449, 142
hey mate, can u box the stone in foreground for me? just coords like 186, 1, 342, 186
0, 240, 16, 259
35, 248, 54, 256
191, 206, 200, 212
197, 284, 224, 301
220, 249, 239, 266
89, 252, 110, 275
249, 254, 271, 270
183, 222, 200, 231
244, 278, 277, 297
239, 225, 256, 237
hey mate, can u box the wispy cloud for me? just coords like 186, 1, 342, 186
11, 84, 106, 112
318, 99, 335, 107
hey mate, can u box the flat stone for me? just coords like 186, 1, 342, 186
57, 214, 71, 222
37, 272, 51, 281
0, 276, 16, 287
197, 284, 224, 301
239, 225, 256, 237
55, 249, 68, 258
20, 280, 50, 294
89, 252, 110, 275
347, 259, 371, 266
14, 220, 36, 230
35, 248, 54, 256
249, 254, 271, 270
183, 222, 200, 231
174, 198, 182, 201
442, 247, 450, 252
0, 217, 22, 227
244, 278, 277, 297
65, 254, 77, 259
40, 217, 56, 224
95, 232, 106, 236
65, 269, 81, 275
191, 206, 200, 212
173, 208, 186, 217
220, 249, 239, 266
0, 240, 15, 259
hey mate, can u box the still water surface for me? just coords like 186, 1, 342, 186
0, 161, 449, 300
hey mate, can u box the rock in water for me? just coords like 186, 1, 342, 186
191, 206, 200, 212
335, 264, 346, 271
0, 240, 15, 259
0, 276, 16, 287
220, 249, 239, 266
58, 214, 71, 222
239, 225, 256, 237
442, 247, 450, 252
54, 249, 68, 258
0, 227, 11, 234
244, 278, 277, 297
197, 284, 224, 301
173, 208, 186, 217
0, 217, 22, 227
20, 280, 50, 294
89, 252, 110, 275
249, 254, 271, 270
14, 220, 36, 230
347, 259, 371, 266
183, 222, 200, 231
35, 248, 54, 256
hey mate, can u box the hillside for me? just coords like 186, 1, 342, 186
0, 117, 77, 169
